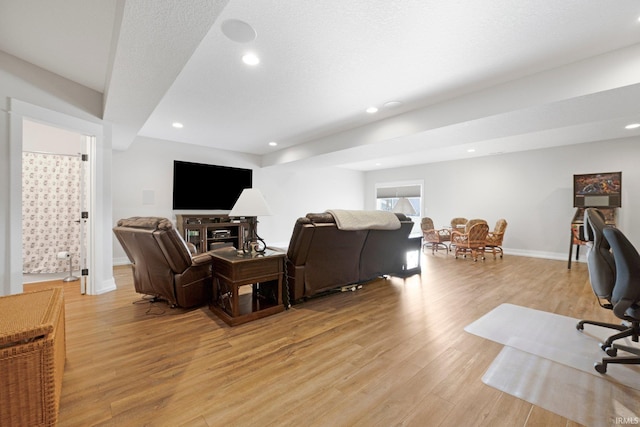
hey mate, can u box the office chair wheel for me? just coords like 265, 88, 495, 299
599, 342, 617, 356
594, 362, 607, 374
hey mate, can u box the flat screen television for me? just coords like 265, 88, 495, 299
173, 161, 252, 210
573, 171, 621, 208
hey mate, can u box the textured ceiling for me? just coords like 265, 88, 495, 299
2, 0, 640, 170
0, 0, 116, 92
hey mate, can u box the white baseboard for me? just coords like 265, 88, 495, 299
95, 277, 117, 295
501, 247, 586, 264
111, 247, 586, 273
113, 257, 131, 266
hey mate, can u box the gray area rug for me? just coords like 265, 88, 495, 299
465, 304, 640, 427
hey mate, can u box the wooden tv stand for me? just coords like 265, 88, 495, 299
176, 214, 247, 253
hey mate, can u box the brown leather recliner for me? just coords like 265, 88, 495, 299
113, 217, 221, 308
286, 212, 414, 303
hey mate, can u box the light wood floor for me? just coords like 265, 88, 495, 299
26, 252, 613, 427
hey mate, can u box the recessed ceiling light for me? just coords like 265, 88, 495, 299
625, 123, 640, 129
268, 141, 278, 147
242, 53, 260, 66
366, 107, 378, 114
467, 148, 476, 153
172, 122, 184, 129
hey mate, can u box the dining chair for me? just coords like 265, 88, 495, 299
421, 217, 450, 254
451, 220, 489, 261
485, 219, 507, 259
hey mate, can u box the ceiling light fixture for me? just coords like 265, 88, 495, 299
172, 122, 184, 129
383, 101, 402, 109
467, 148, 476, 153
242, 53, 260, 66
268, 141, 278, 147
625, 123, 640, 129
221, 19, 257, 43
366, 107, 378, 114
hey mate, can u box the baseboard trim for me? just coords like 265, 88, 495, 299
112, 257, 131, 266
111, 248, 587, 271
95, 277, 117, 295
502, 247, 586, 264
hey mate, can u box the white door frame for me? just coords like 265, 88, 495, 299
9, 98, 102, 295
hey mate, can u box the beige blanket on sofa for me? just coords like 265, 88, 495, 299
326, 209, 401, 231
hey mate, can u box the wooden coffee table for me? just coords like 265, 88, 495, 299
209, 247, 285, 326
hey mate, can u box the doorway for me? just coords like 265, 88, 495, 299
21, 120, 89, 292
9, 98, 99, 295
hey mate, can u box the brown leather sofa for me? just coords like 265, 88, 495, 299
113, 216, 224, 308
286, 212, 415, 303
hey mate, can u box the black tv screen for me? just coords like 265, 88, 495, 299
173, 161, 252, 210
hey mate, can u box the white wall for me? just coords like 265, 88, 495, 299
111, 137, 364, 263
111, 136, 260, 222
255, 164, 364, 247
113, 134, 640, 265
365, 137, 640, 261
0, 51, 113, 296
23, 119, 84, 155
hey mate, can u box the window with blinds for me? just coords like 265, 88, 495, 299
375, 184, 422, 217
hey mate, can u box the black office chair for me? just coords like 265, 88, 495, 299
576, 208, 623, 348
593, 227, 640, 373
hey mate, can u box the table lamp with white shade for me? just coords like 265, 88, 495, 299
228, 188, 273, 253
392, 197, 417, 215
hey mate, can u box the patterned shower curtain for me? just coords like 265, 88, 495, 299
22, 152, 82, 274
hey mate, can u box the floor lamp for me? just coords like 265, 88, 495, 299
228, 188, 273, 254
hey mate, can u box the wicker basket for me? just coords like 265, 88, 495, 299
0, 288, 65, 427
